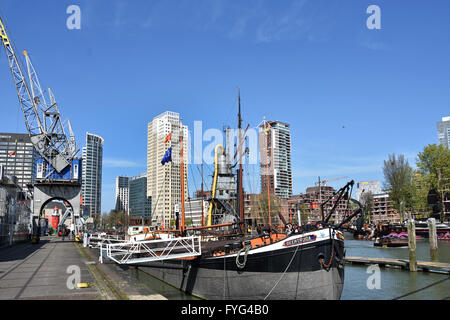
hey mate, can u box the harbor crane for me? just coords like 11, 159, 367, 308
0, 15, 84, 242
315, 176, 350, 187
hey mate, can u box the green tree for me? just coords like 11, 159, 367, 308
416, 144, 450, 191
360, 191, 374, 223
415, 144, 450, 219
383, 153, 414, 222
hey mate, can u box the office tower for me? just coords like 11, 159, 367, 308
115, 176, 129, 213
81, 132, 104, 217
356, 180, 382, 201
147, 111, 188, 227
0, 133, 38, 196
129, 173, 151, 220
437, 116, 450, 148
259, 121, 292, 199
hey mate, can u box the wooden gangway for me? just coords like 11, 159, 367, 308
345, 256, 450, 274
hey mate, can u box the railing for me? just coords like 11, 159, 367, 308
87, 234, 126, 249
101, 236, 202, 265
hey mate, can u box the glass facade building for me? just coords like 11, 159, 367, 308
437, 116, 450, 148
81, 132, 104, 216
129, 173, 151, 219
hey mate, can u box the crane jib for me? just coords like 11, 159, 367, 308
0, 14, 78, 176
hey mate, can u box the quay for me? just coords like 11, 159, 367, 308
0, 236, 167, 300
345, 256, 450, 274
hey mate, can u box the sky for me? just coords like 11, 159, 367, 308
0, 0, 449, 213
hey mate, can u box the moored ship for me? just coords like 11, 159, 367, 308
128, 92, 363, 300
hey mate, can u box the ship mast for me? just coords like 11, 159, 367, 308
180, 128, 186, 235
237, 88, 244, 233
201, 159, 205, 227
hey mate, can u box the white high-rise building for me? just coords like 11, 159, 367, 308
147, 111, 188, 227
115, 176, 129, 213
82, 132, 104, 217
259, 121, 292, 199
356, 180, 381, 201
437, 116, 450, 148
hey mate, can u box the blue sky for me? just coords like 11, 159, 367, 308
0, 0, 449, 212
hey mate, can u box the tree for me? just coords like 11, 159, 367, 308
360, 191, 374, 223
416, 144, 450, 219
254, 192, 280, 225
416, 144, 450, 191
383, 153, 414, 222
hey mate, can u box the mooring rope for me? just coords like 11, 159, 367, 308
235, 244, 251, 269
263, 243, 300, 300
392, 276, 450, 300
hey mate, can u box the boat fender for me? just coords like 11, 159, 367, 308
236, 241, 252, 269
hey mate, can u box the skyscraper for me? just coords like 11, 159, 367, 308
259, 121, 292, 199
147, 111, 188, 227
129, 173, 151, 220
81, 132, 104, 217
0, 133, 38, 196
437, 116, 450, 148
115, 176, 129, 213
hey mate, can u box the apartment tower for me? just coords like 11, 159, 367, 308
81, 132, 104, 217
115, 176, 129, 213
437, 116, 450, 148
147, 111, 188, 227
259, 120, 293, 199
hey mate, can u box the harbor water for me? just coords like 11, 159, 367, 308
127, 235, 450, 300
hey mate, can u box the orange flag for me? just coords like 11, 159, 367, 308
164, 132, 171, 143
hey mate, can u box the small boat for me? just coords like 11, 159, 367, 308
374, 236, 408, 248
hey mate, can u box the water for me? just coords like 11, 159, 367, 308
128, 236, 450, 300
341, 235, 450, 300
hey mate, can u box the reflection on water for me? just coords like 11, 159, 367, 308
341, 236, 450, 300
127, 236, 450, 300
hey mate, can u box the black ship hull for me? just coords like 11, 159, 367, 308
138, 229, 345, 300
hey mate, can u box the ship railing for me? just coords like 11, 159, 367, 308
88, 234, 127, 249
101, 235, 202, 265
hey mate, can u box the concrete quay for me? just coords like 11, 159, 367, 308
0, 236, 166, 300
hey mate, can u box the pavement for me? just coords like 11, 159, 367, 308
0, 235, 167, 300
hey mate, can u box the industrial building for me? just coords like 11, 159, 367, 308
0, 133, 38, 197
288, 185, 351, 224
81, 132, 104, 217
0, 172, 31, 246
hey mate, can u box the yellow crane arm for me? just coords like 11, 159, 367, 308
207, 145, 224, 226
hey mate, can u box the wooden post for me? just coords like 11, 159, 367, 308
427, 218, 439, 262
407, 219, 417, 272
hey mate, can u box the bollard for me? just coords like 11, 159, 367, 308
407, 219, 417, 272
427, 218, 439, 262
